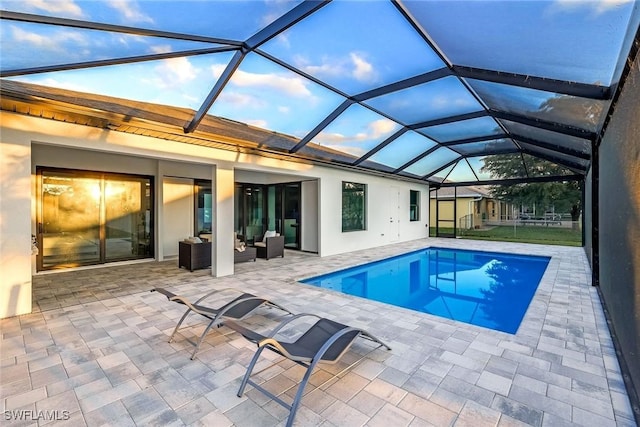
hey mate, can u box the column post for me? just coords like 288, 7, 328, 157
213, 164, 234, 277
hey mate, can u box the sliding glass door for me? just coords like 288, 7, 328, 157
282, 183, 300, 249
37, 168, 153, 270
234, 182, 301, 249
235, 184, 265, 242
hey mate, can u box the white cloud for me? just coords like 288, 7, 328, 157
278, 106, 291, 114
297, 52, 378, 84
10, 26, 88, 51
218, 91, 266, 109
274, 33, 291, 49
430, 95, 475, 110
210, 64, 226, 79
107, 0, 154, 23
10, 26, 54, 48
152, 57, 198, 89
316, 139, 369, 157
316, 131, 350, 144
149, 45, 173, 55
300, 56, 345, 77
27, 77, 91, 93
182, 93, 201, 104
350, 53, 376, 82
314, 118, 397, 147
20, 0, 84, 18
245, 119, 269, 129
368, 119, 397, 138
211, 64, 312, 98
234, 69, 312, 97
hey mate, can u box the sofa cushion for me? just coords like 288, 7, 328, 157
262, 230, 277, 242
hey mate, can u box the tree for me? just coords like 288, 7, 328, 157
480, 154, 581, 220
479, 91, 591, 224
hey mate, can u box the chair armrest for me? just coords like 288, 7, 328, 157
265, 235, 285, 247
195, 287, 246, 304
266, 313, 321, 338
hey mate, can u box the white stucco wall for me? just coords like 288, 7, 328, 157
0, 111, 430, 317
318, 170, 430, 256
162, 177, 194, 258
0, 127, 33, 318
301, 180, 319, 252
214, 165, 235, 277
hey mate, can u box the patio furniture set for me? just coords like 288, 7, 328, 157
179, 231, 285, 271
234, 231, 286, 263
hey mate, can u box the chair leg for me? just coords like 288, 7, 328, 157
169, 308, 193, 343
286, 358, 321, 427
190, 319, 220, 360
237, 346, 267, 397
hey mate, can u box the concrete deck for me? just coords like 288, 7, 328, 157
1, 238, 636, 426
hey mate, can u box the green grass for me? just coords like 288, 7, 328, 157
430, 225, 582, 246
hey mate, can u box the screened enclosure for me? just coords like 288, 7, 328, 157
1, 1, 640, 418
2, 0, 638, 187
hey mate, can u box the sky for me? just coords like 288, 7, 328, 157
1, 0, 637, 180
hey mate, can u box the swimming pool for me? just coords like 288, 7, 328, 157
300, 247, 550, 334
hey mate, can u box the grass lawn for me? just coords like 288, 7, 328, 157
430, 225, 582, 246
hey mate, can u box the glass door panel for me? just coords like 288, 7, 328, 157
40, 171, 101, 268
234, 183, 243, 239
104, 177, 152, 261
245, 186, 264, 242
283, 183, 301, 249
195, 180, 212, 236
267, 185, 278, 232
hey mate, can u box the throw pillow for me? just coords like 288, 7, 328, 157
263, 230, 277, 242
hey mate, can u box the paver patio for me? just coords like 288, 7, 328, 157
1, 238, 636, 426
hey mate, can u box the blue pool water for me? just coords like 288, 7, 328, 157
301, 247, 550, 334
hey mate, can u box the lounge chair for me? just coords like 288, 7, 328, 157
226, 313, 391, 427
152, 287, 292, 360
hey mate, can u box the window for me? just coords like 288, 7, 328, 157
342, 182, 366, 231
410, 190, 420, 221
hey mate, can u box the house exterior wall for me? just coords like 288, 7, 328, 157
486, 199, 498, 221
0, 112, 430, 318
161, 177, 195, 258
319, 173, 429, 254
0, 128, 32, 318
429, 195, 515, 231
301, 180, 319, 253
429, 196, 482, 229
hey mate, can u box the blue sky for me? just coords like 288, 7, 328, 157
1, 0, 637, 174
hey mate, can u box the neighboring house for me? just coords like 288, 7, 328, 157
429, 186, 514, 230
